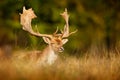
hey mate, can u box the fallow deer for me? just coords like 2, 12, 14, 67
19, 6, 77, 65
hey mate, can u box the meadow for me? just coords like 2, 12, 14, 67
0, 0, 120, 80
0, 49, 120, 80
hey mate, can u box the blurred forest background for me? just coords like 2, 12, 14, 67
0, 0, 120, 56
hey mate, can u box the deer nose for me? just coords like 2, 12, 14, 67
59, 47, 64, 52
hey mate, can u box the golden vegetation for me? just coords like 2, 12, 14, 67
0, 50, 120, 80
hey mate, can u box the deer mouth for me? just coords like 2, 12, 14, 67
59, 47, 64, 52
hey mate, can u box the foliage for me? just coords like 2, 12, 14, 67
0, 0, 120, 54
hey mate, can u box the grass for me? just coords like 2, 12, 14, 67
0, 50, 120, 80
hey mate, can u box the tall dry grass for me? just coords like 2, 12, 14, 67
0, 50, 120, 80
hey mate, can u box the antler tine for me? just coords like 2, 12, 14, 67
53, 26, 59, 35
69, 29, 78, 36
20, 6, 52, 39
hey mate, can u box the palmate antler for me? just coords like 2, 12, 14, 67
60, 8, 77, 38
20, 7, 52, 39
20, 6, 77, 40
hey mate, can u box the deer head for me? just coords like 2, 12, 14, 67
20, 6, 77, 53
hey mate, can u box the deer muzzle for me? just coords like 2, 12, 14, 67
59, 47, 64, 52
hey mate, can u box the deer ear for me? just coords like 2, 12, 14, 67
62, 39, 68, 44
43, 37, 51, 44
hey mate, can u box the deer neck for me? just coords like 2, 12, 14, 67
41, 45, 57, 65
